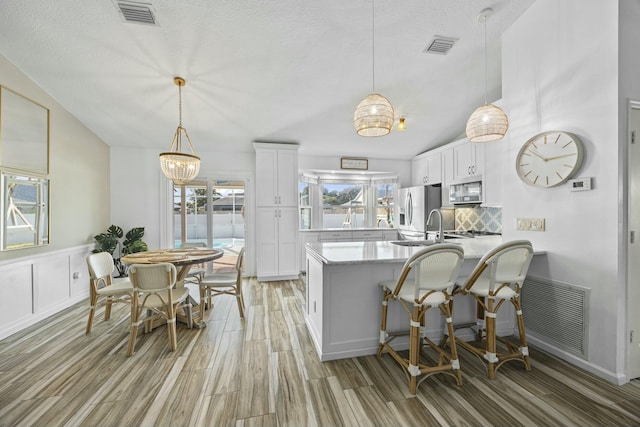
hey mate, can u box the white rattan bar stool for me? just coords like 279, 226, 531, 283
377, 244, 465, 394
446, 240, 534, 379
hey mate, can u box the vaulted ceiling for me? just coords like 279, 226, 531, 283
0, 0, 535, 159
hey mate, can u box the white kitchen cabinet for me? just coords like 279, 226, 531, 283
256, 206, 299, 280
319, 230, 352, 241
412, 151, 442, 186
453, 140, 483, 181
255, 143, 298, 207
254, 142, 299, 281
352, 230, 383, 241
441, 148, 454, 207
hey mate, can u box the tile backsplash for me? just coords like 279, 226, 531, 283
454, 206, 502, 233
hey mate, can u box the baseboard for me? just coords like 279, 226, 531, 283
526, 335, 624, 385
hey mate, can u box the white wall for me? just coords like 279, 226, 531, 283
502, 0, 621, 380
0, 53, 110, 262
0, 53, 110, 338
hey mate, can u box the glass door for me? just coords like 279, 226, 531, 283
173, 179, 245, 255
211, 180, 245, 251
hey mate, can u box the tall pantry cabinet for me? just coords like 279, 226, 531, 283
254, 142, 300, 281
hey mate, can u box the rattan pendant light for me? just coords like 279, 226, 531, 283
465, 8, 509, 143
353, 0, 394, 137
159, 77, 200, 184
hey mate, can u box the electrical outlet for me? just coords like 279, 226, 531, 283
517, 217, 545, 231
530, 218, 545, 231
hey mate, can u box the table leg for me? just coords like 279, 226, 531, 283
175, 265, 206, 329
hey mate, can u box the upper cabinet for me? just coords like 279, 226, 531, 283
441, 148, 454, 207
254, 143, 299, 207
411, 151, 442, 186
452, 139, 483, 181
412, 135, 502, 207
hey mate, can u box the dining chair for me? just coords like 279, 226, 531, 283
198, 247, 245, 320
377, 244, 465, 393
448, 240, 534, 379
85, 252, 134, 334
178, 241, 208, 283
126, 262, 192, 356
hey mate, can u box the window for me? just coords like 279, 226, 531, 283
299, 171, 397, 230
299, 181, 311, 230
322, 183, 365, 229
211, 183, 244, 248
173, 182, 207, 244
1, 172, 49, 250
376, 183, 395, 228
173, 180, 245, 250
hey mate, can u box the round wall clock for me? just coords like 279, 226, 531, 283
515, 131, 585, 188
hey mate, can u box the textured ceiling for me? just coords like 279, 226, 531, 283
0, 0, 535, 160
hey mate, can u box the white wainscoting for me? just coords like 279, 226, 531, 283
0, 244, 94, 340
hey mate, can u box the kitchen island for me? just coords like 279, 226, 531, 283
304, 237, 543, 361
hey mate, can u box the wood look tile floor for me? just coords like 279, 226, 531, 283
1, 277, 640, 427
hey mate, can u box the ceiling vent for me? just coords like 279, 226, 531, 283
423, 36, 458, 55
115, 1, 158, 26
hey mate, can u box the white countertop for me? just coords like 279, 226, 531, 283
300, 228, 397, 232
306, 236, 505, 265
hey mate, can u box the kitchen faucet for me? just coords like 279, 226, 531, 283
426, 208, 443, 243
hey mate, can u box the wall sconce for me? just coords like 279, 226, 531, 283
397, 117, 406, 131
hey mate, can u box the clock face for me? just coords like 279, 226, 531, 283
516, 131, 584, 188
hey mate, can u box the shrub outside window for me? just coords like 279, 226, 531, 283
322, 183, 365, 229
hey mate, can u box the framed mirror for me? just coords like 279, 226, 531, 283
0, 86, 49, 174
1, 172, 49, 250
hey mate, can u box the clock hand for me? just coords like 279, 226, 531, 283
546, 153, 577, 161
528, 149, 548, 161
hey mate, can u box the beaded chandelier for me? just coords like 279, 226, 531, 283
159, 77, 200, 184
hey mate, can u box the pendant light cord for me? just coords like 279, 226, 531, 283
178, 83, 183, 128
483, 15, 487, 105
372, 0, 375, 93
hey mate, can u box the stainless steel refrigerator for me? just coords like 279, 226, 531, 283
397, 184, 453, 240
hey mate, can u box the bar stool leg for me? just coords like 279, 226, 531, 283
484, 292, 498, 379
513, 295, 531, 371
475, 299, 485, 341
408, 304, 421, 394
377, 288, 390, 357
442, 302, 462, 386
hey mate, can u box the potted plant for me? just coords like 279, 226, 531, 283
93, 224, 148, 277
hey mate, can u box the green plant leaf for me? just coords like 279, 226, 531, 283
107, 225, 123, 238
125, 227, 145, 242
126, 240, 148, 254
94, 233, 118, 254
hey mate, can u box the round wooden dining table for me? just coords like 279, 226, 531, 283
121, 247, 224, 328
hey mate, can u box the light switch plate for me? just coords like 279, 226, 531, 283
517, 217, 545, 231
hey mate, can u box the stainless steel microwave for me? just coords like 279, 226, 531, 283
449, 180, 482, 205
